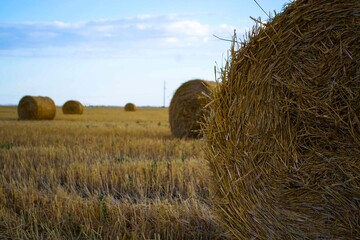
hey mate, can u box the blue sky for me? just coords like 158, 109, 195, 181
0, 0, 289, 106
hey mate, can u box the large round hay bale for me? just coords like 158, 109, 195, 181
124, 103, 136, 111
204, 0, 360, 239
62, 100, 84, 114
18, 96, 56, 120
169, 79, 216, 138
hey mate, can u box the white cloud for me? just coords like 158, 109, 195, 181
93, 25, 116, 32
136, 24, 148, 30
44, 21, 84, 29
103, 33, 112, 38
28, 31, 58, 39
165, 20, 210, 36
163, 37, 179, 44
0, 14, 242, 57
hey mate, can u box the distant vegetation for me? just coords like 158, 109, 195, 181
0, 106, 221, 239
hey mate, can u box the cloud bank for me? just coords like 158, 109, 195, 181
0, 14, 238, 58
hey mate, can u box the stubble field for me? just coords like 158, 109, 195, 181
0, 106, 221, 239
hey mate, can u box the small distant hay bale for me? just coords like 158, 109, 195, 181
204, 0, 360, 239
124, 103, 136, 111
62, 100, 84, 114
17, 96, 56, 120
169, 79, 217, 138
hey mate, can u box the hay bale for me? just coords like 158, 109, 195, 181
62, 100, 84, 114
204, 0, 360, 239
169, 79, 216, 138
18, 96, 56, 120
124, 103, 136, 111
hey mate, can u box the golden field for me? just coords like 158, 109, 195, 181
0, 106, 220, 239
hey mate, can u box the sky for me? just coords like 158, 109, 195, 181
0, 0, 290, 107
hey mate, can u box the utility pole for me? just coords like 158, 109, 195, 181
163, 80, 166, 108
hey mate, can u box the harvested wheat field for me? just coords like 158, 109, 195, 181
204, 0, 360, 239
0, 106, 221, 239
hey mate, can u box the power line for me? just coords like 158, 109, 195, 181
163, 80, 166, 108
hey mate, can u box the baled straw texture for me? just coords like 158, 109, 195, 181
124, 103, 136, 111
169, 79, 216, 138
204, 0, 360, 239
18, 96, 56, 120
62, 100, 84, 114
